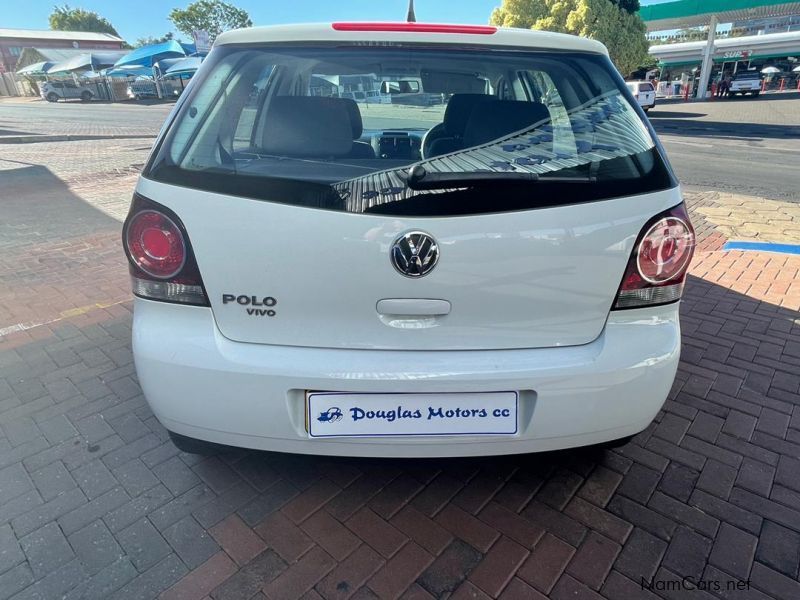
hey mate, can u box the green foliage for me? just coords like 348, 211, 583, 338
169, 0, 252, 39
610, 0, 639, 14
135, 32, 175, 48
490, 0, 650, 76
49, 4, 120, 37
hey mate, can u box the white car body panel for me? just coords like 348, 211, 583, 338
136, 177, 681, 350
133, 298, 680, 457
215, 23, 609, 56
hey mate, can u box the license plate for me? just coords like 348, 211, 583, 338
307, 392, 518, 438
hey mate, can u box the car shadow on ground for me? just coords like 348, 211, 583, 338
651, 119, 800, 140
647, 111, 707, 119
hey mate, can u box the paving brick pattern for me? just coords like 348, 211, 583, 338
2, 112, 800, 599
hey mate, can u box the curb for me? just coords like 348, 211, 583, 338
0, 134, 157, 144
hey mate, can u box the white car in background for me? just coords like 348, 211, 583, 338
626, 80, 656, 111
125, 22, 693, 457
40, 81, 94, 102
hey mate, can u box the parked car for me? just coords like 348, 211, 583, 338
40, 81, 94, 102
626, 80, 656, 111
729, 71, 762, 96
124, 22, 694, 457
127, 77, 159, 100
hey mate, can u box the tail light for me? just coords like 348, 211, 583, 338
123, 194, 208, 306
613, 203, 695, 310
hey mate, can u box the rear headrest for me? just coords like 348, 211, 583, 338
462, 100, 551, 148
261, 96, 353, 157
443, 94, 493, 136
340, 97, 363, 139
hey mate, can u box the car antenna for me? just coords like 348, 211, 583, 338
407, 0, 416, 22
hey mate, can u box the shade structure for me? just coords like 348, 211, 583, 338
793, 65, 800, 72
761, 66, 781, 73
46, 51, 127, 74
114, 40, 187, 68
103, 65, 153, 77
164, 56, 203, 76
16, 61, 54, 75
640, 1, 800, 32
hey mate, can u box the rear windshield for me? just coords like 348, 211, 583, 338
734, 71, 761, 80
147, 44, 674, 216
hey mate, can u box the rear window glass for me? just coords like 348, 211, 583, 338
148, 44, 674, 216
640, 83, 654, 92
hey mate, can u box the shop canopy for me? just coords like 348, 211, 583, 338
46, 51, 127, 74
114, 40, 192, 68
639, 1, 800, 32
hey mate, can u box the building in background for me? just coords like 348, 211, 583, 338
0, 28, 125, 73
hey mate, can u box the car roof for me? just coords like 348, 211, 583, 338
215, 22, 608, 56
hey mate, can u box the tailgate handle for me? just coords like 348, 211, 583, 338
376, 299, 451, 316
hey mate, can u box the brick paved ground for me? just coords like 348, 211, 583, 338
1, 126, 800, 600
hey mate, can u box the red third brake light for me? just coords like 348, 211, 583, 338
613, 204, 695, 310
332, 23, 497, 35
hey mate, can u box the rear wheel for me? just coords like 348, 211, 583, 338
80, 91, 92, 102
752, 91, 760, 97
46, 92, 59, 102
168, 431, 224, 455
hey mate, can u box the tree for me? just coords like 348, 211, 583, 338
610, 0, 639, 14
169, 0, 252, 39
491, 0, 649, 76
49, 4, 120, 37
135, 32, 175, 48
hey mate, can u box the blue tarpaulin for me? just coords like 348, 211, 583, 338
114, 40, 187, 68
164, 57, 203, 76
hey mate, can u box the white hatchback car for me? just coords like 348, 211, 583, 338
125, 22, 694, 457
40, 80, 94, 102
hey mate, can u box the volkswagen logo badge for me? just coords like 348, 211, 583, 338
390, 231, 439, 278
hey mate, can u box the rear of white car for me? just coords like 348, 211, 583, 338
626, 81, 656, 111
125, 23, 693, 457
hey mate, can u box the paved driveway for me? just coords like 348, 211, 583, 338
1, 128, 800, 600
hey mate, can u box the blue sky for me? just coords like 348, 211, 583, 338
7, 0, 670, 44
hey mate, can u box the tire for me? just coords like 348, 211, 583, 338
752, 91, 760, 97
168, 430, 224, 455
80, 91, 92, 102
46, 93, 59, 102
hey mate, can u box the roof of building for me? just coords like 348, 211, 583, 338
0, 28, 123, 42
639, 1, 800, 32
214, 23, 608, 55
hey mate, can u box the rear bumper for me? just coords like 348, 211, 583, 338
133, 298, 680, 457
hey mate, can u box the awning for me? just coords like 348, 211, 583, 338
16, 61, 54, 75
164, 56, 203, 76
114, 40, 187, 68
47, 51, 127, 74
640, 1, 800, 32
103, 65, 153, 77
